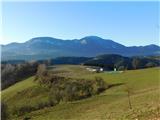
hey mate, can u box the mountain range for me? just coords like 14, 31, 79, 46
1, 36, 160, 60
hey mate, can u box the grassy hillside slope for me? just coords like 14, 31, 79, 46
1, 66, 160, 120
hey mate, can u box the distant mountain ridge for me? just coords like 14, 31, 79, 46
1, 36, 160, 60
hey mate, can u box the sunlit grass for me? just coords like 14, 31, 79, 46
1, 66, 160, 120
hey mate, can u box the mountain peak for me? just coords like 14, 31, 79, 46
28, 37, 58, 42
25, 37, 62, 45
80, 36, 104, 41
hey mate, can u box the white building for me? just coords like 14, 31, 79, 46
86, 66, 103, 72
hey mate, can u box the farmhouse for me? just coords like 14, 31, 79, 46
86, 66, 103, 72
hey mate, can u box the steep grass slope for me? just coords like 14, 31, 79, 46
1, 66, 160, 120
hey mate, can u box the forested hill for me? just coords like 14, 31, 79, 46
83, 54, 160, 70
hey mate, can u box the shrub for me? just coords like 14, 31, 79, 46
49, 87, 62, 105
12, 105, 34, 116
62, 81, 91, 101
12, 101, 51, 116
47, 76, 107, 102
92, 77, 108, 94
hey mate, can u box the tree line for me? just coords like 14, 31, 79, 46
1, 61, 39, 90
83, 54, 159, 70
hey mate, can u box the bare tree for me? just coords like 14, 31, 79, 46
35, 64, 47, 82
132, 58, 140, 69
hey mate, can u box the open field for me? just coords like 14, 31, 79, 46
1, 65, 160, 120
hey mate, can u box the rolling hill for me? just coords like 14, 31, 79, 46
1, 66, 160, 120
83, 54, 160, 70
2, 36, 160, 60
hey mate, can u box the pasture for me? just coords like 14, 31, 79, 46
1, 65, 160, 120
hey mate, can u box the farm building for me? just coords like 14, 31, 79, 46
86, 66, 103, 72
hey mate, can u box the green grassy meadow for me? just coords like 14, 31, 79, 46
1, 65, 160, 120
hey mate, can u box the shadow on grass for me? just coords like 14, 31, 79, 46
108, 83, 124, 88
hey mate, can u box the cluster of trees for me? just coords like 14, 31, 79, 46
131, 57, 159, 69
35, 64, 108, 103
8, 64, 108, 117
1, 61, 39, 89
83, 54, 159, 70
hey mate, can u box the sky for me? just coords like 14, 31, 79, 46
1, 1, 159, 46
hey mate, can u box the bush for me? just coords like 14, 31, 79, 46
46, 76, 108, 102
12, 101, 51, 116
49, 87, 62, 105
91, 77, 108, 94
36, 69, 108, 102
62, 80, 92, 101
13, 105, 36, 116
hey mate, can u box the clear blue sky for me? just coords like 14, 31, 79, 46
2, 1, 159, 46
